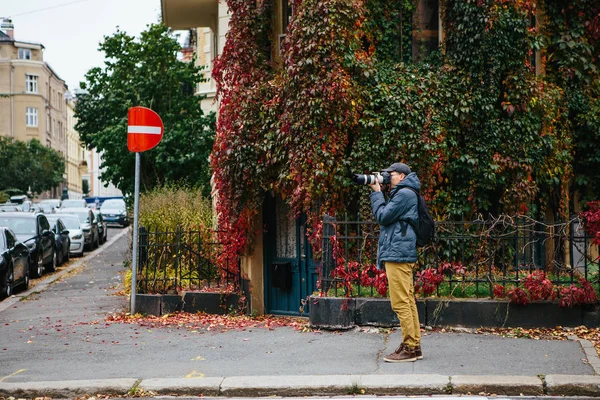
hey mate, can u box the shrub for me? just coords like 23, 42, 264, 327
139, 184, 213, 232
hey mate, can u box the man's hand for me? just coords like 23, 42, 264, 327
369, 181, 381, 192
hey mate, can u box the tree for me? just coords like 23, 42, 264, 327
75, 23, 216, 196
0, 137, 65, 195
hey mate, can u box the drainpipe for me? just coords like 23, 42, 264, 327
11, 63, 14, 138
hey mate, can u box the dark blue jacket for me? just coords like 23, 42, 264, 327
370, 172, 420, 269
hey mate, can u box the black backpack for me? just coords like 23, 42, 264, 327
396, 186, 435, 247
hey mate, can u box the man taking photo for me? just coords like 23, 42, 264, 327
369, 162, 422, 362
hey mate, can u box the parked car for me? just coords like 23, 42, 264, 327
60, 208, 99, 251
44, 216, 71, 266
9, 195, 33, 212
0, 204, 21, 212
40, 199, 61, 210
100, 199, 129, 227
0, 227, 30, 298
60, 199, 88, 209
93, 209, 108, 244
36, 203, 55, 214
0, 212, 55, 277
52, 214, 85, 257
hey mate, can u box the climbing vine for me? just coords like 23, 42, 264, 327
211, 0, 600, 269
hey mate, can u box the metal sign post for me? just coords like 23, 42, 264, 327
130, 152, 141, 313
127, 107, 164, 314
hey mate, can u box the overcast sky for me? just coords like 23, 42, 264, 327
2, 0, 165, 91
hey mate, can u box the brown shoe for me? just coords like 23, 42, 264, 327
383, 344, 417, 363
415, 345, 423, 360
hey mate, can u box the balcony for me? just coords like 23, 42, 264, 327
161, 0, 218, 30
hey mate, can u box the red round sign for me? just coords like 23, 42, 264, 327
127, 106, 164, 152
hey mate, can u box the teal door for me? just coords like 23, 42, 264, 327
264, 195, 317, 315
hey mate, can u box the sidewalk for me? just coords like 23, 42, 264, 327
0, 230, 599, 398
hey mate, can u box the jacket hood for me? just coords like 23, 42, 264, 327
393, 172, 421, 192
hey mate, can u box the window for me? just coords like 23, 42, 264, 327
18, 48, 32, 60
25, 75, 38, 93
5, 230, 16, 248
39, 216, 50, 232
26, 107, 38, 127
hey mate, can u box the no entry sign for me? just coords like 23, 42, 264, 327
127, 106, 164, 152
128, 106, 164, 314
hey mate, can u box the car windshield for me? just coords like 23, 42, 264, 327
53, 216, 80, 229
0, 216, 36, 236
62, 200, 86, 208
40, 199, 61, 208
67, 211, 90, 223
101, 200, 125, 210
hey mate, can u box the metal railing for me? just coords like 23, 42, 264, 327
320, 215, 598, 298
136, 226, 241, 294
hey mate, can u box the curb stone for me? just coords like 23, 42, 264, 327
0, 378, 137, 398
219, 375, 358, 397
4, 375, 600, 398
139, 377, 223, 396
358, 374, 449, 395
571, 335, 600, 375
450, 375, 544, 396
0, 228, 129, 314
545, 374, 600, 396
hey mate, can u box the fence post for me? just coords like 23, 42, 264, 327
174, 226, 181, 294
321, 214, 335, 295
138, 226, 147, 294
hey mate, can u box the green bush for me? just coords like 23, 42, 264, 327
139, 184, 213, 231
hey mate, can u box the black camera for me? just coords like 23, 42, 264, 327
352, 171, 391, 185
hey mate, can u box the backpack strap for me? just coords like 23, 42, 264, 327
395, 185, 420, 233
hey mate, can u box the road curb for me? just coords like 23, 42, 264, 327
450, 375, 544, 396
0, 378, 137, 398
0, 228, 129, 314
3, 374, 600, 397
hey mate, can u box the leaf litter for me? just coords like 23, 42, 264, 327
105, 312, 313, 333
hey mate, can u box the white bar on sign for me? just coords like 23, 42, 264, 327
128, 125, 162, 135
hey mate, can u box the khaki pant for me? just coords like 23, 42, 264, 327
384, 261, 421, 348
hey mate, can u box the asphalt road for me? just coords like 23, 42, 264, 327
0, 228, 594, 383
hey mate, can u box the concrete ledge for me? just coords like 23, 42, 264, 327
310, 296, 600, 329
183, 292, 241, 315
355, 298, 425, 328
220, 375, 358, 396
451, 375, 543, 396
309, 297, 355, 330
2, 375, 600, 397
545, 374, 600, 396
139, 377, 223, 396
359, 374, 449, 395
0, 378, 137, 398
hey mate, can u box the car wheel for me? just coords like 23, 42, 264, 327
32, 251, 44, 278
2, 267, 13, 299
22, 260, 30, 290
45, 250, 56, 273
56, 248, 64, 266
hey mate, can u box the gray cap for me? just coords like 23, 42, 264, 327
383, 162, 411, 175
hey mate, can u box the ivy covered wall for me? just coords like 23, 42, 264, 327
211, 0, 600, 262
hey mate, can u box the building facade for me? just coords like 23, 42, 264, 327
83, 148, 123, 198
0, 19, 71, 199
65, 96, 87, 199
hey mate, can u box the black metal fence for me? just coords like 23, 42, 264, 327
136, 226, 241, 294
321, 215, 599, 298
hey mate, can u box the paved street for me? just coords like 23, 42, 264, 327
0, 229, 597, 397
